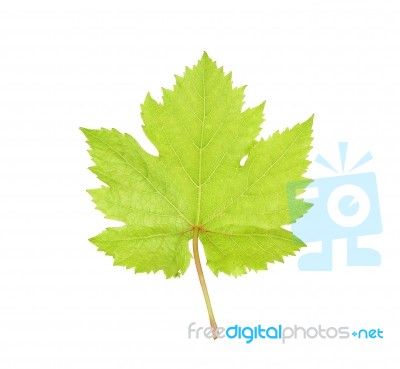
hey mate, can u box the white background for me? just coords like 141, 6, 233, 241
1, 0, 399, 368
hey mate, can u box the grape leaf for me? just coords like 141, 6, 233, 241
81, 52, 313, 336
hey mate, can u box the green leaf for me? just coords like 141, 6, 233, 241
82, 52, 313, 278
82, 53, 313, 336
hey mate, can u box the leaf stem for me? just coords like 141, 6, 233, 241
192, 227, 218, 339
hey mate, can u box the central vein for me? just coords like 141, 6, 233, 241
195, 60, 206, 226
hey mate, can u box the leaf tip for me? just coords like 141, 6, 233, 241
200, 51, 216, 67
80, 126, 90, 137
306, 114, 315, 126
